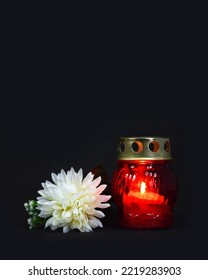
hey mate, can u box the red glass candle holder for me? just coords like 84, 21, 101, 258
112, 137, 178, 229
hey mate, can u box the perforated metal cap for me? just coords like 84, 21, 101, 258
117, 137, 172, 161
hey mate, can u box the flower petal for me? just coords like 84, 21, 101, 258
95, 184, 107, 195
63, 225, 71, 233
97, 195, 111, 202
88, 219, 99, 229
62, 182, 77, 193
51, 173, 58, 184
82, 172, 94, 187
98, 203, 111, 209
93, 210, 105, 218
90, 176, 101, 188
89, 217, 103, 228
78, 168, 83, 182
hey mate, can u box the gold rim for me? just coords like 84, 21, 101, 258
117, 136, 172, 160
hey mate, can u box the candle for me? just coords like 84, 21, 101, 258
112, 136, 178, 229
128, 182, 165, 205
123, 182, 168, 215
122, 182, 171, 229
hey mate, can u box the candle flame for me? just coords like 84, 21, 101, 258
140, 182, 146, 194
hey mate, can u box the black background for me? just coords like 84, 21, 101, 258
1, 11, 206, 260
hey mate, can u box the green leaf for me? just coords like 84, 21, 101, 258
24, 199, 46, 229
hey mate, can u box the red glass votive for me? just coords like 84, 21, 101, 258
112, 137, 178, 229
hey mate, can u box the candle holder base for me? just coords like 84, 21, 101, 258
119, 212, 173, 229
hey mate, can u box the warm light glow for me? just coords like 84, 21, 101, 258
140, 182, 146, 194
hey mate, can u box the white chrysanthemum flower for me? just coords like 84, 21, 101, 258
37, 168, 111, 233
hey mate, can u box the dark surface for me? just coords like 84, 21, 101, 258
0, 206, 200, 260
1, 18, 206, 260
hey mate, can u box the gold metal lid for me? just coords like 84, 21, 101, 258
117, 136, 172, 161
